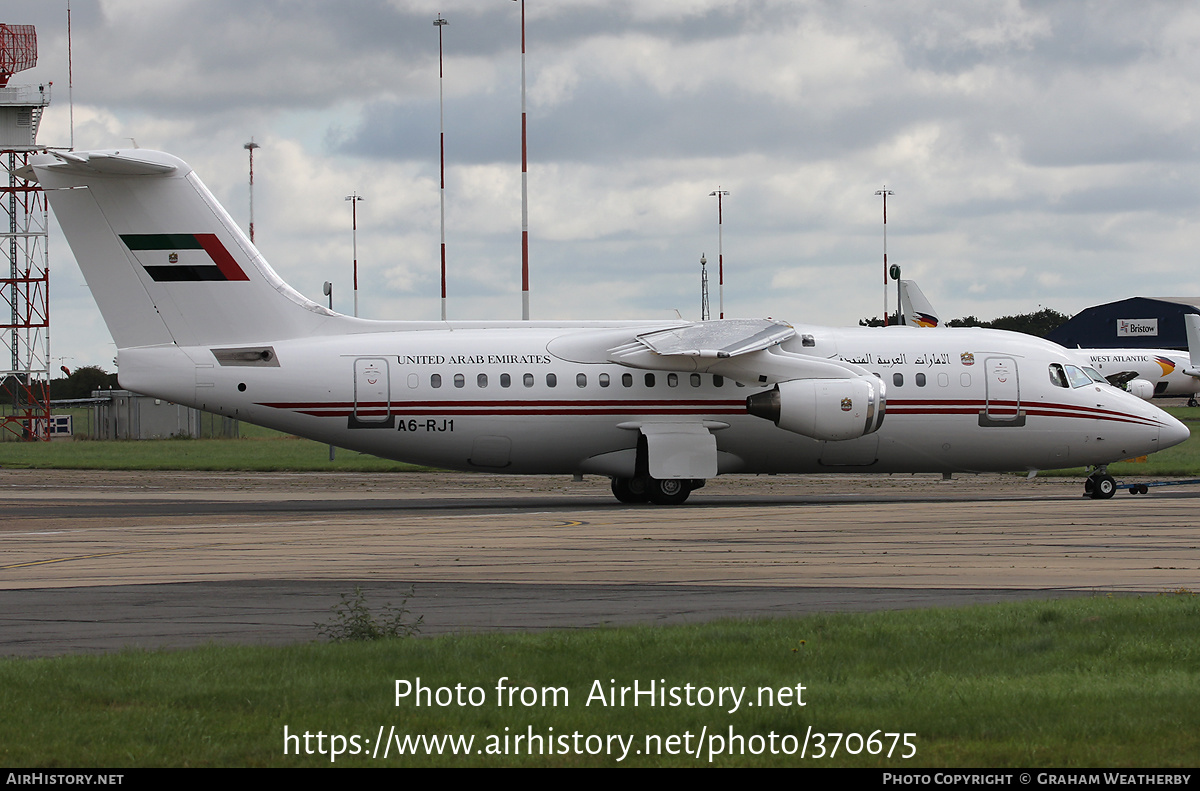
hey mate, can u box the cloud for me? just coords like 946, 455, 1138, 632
9, 0, 1200, 366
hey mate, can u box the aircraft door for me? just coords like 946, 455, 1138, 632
981, 356, 1025, 426
350, 357, 394, 428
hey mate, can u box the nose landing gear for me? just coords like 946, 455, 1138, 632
1084, 467, 1117, 500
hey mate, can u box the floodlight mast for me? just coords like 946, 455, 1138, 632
513, 0, 529, 320
244, 139, 260, 243
709, 189, 729, 319
875, 186, 894, 326
345, 193, 364, 317
434, 14, 448, 321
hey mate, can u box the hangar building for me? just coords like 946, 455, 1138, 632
1045, 297, 1200, 350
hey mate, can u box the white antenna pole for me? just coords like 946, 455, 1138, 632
435, 14, 448, 321
709, 188, 729, 319
514, 0, 529, 320
244, 139, 260, 243
67, 1, 74, 150
875, 186, 894, 326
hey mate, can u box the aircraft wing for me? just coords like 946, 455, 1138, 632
603, 318, 873, 384
549, 317, 886, 479
1103, 370, 1142, 388
630, 318, 796, 358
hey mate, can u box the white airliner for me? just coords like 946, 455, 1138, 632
23, 149, 1189, 503
899, 281, 1200, 405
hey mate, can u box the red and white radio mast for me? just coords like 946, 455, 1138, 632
0, 23, 52, 440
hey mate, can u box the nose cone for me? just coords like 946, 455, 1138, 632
1159, 411, 1190, 451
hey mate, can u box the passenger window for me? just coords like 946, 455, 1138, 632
937, 373, 949, 387
523, 373, 534, 388
477, 373, 488, 388
960, 373, 971, 387
454, 373, 465, 388
576, 373, 587, 388
431, 374, 442, 389
622, 373, 633, 387
599, 373, 610, 387
893, 373, 903, 387
915, 373, 926, 387
645, 373, 656, 387
667, 373, 678, 387
408, 373, 419, 389
713, 375, 724, 387
500, 373, 511, 388
691, 373, 701, 387
546, 373, 557, 387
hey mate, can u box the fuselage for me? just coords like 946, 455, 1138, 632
1080, 349, 1200, 398
118, 322, 1187, 477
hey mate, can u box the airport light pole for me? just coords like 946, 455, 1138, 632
244, 139, 260, 243
345, 193, 364, 317
434, 14, 449, 321
323, 281, 334, 461
709, 189, 729, 319
875, 186, 894, 326
513, 0, 530, 320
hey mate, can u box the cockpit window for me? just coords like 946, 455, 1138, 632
1083, 367, 1108, 384
1064, 365, 1093, 388
1049, 364, 1068, 388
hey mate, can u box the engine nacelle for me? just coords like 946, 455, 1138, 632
746, 376, 886, 441
1126, 378, 1155, 401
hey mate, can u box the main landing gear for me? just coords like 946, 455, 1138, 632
610, 476, 696, 505
1084, 467, 1117, 500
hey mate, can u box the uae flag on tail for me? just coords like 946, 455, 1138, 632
120, 233, 249, 282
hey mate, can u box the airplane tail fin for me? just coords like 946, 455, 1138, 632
27, 149, 334, 349
1184, 313, 1200, 376
899, 280, 941, 328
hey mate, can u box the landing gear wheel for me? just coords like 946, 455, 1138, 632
1189, 397, 1199, 408
1088, 473, 1117, 500
648, 477, 691, 506
611, 476, 650, 504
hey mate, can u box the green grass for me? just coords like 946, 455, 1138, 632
0, 435, 428, 472
1, 595, 1197, 767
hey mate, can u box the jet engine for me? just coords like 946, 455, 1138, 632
746, 376, 886, 441
1126, 378, 1154, 401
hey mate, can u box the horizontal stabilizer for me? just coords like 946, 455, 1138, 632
44, 149, 180, 177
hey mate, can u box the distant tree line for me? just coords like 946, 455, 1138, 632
49, 365, 120, 400
859, 308, 1070, 337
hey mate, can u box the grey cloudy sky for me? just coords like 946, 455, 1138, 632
10, 0, 1200, 367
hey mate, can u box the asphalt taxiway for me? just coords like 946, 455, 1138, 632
2, 469, 1197, 656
